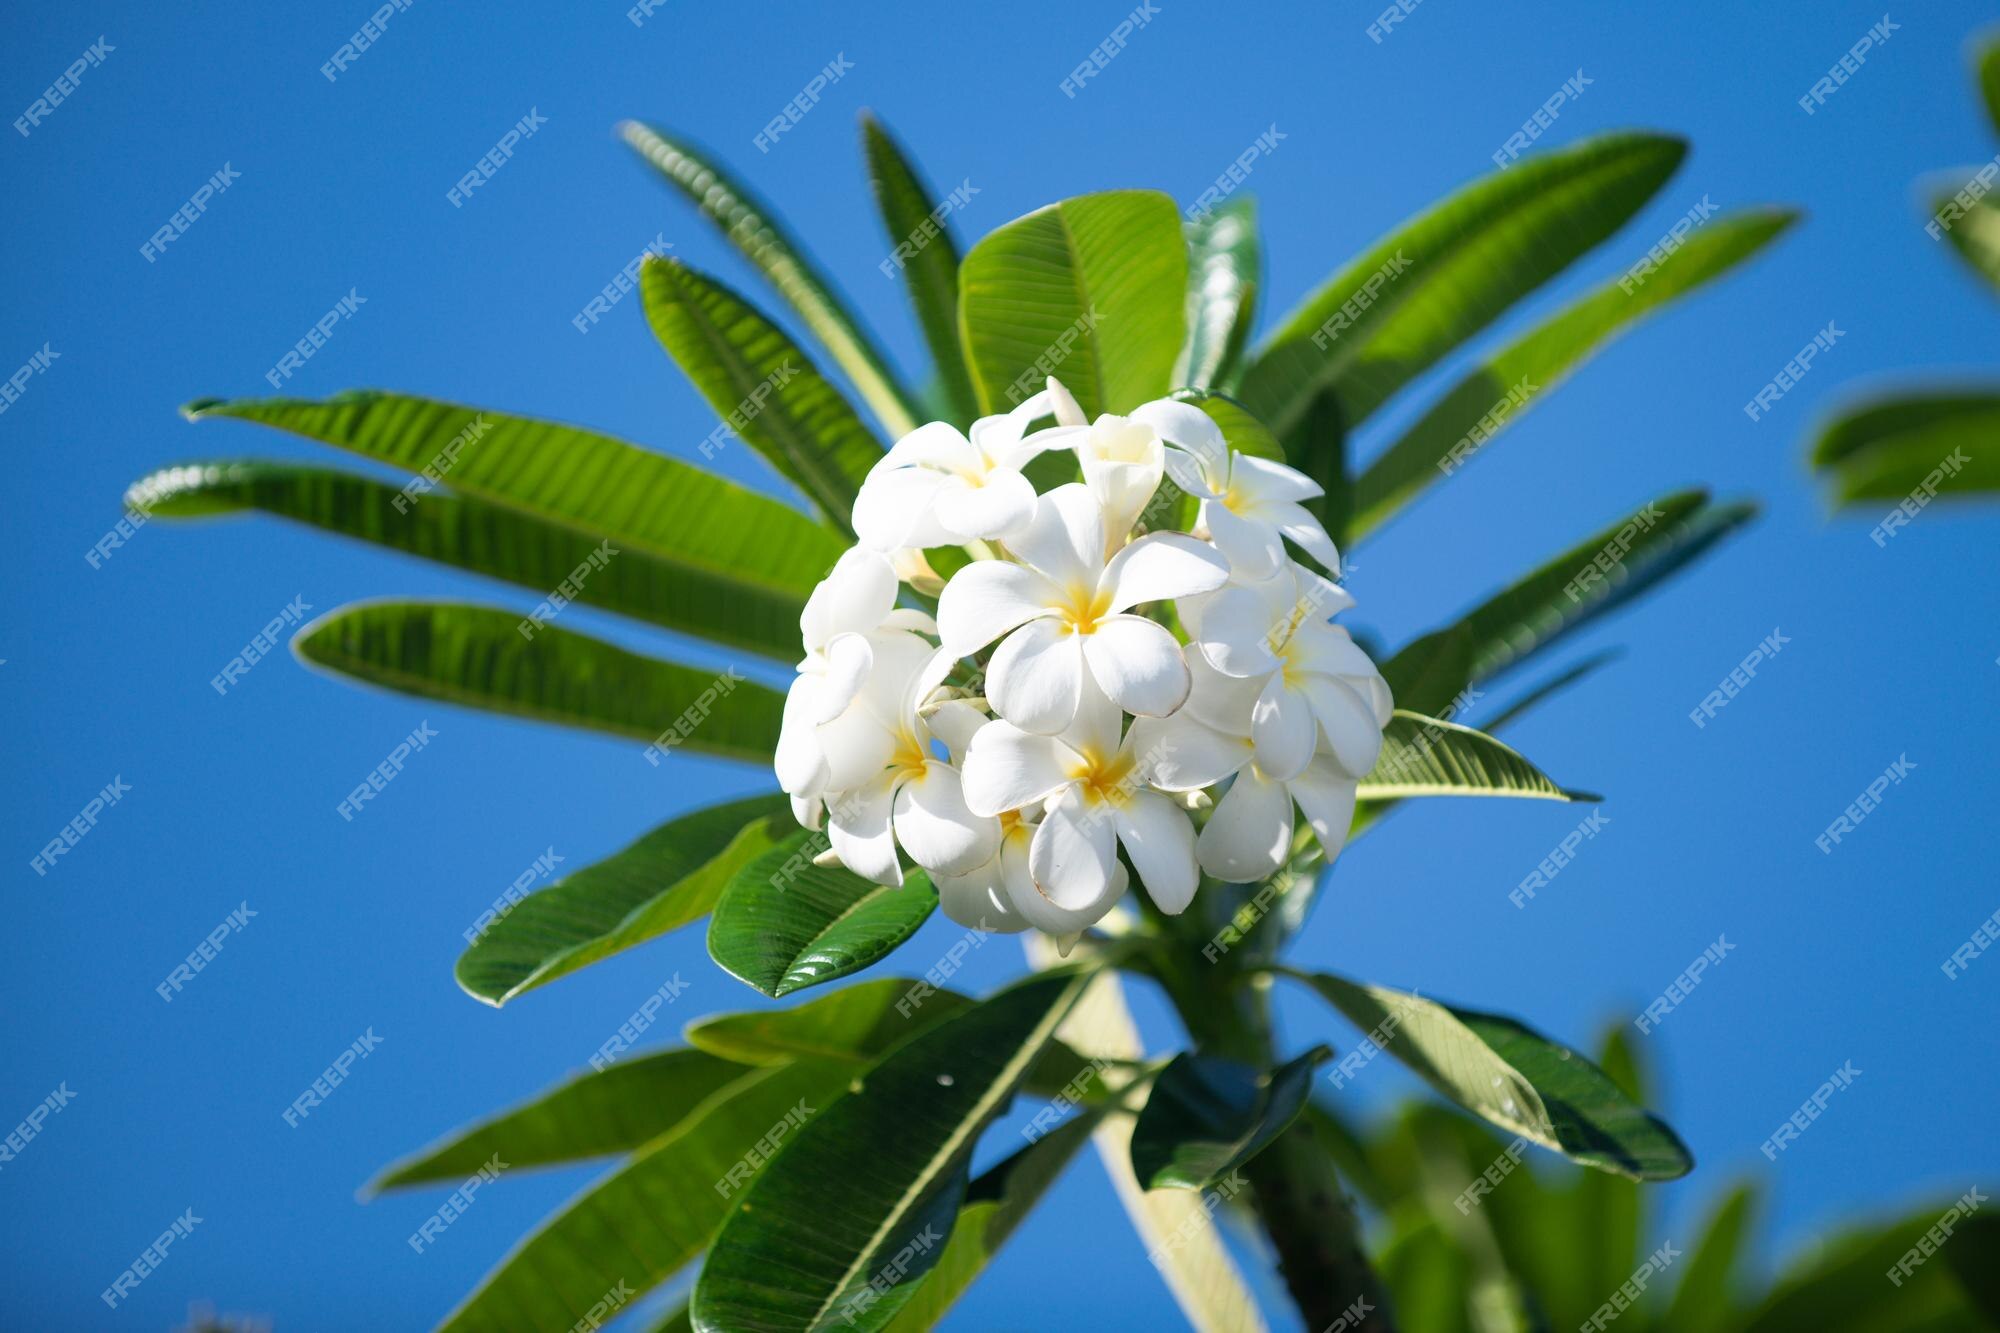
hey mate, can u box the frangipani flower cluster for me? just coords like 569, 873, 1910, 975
776, 378, 1393, 944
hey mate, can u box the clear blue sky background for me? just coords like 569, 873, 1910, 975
6, 1, 1997, 1327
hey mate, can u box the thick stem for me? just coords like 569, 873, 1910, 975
1145, 905, 1394, 1332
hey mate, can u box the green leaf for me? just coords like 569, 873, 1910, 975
180, 392, 845, 619
439, 1061, 841, 1332
686, 975, 973, 1066
1349, 208, 1797, 538
1179, 197, 1260, 392
862, 113, 978, 424
1738, 1204, 1998, 1332
125, 461, 804, 662
293, 601, 785, 760
1661, 1182, 1757, 1331
456, 797, 790, 1006
692, 968, 1093, 1333
882, 1112, 1103, 1331
1130, 1049, 1327, 1190
1382, 490, 1754, 700
367, 1048, 749, 1192
707, 829, 938, 998
1980, 36, 2000, 138
1936, 190, 2000, 294
959, 190, 1188, 418
640, 257, 882, 531
1172, 389, 1289, 463
619, 121, 923, 437
1357, 710, 1592, 803
1240, 131, 1687, 441
1812, 391, 2000, 504
1281, 969, 1693, 1180
1482, 650, 1621, 732
1378, 622, 1476, 720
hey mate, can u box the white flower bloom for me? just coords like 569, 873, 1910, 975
961, 676, 1200, 925
1191, 561, 1392, 781
1129, 398, 1339, 580
1137, 655, 1369, 883
775, 547, 938, 800
817, 648, 999, 888
851, 390, 1067, 551
937, 483, 1228, 733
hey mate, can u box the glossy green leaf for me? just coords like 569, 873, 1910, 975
619, 121, 923, 437
1179, 197, 1260, 392
181, 392, 844, 619
863, 113, 977, 424
881, 1112, 1102, 1331
959, 190, 1188, 418
1349, 208, 1796, 538
1130, 1049, 1327, 1190
125, 461, 803, 661
293, 601, 785, 760
707, 829, 938, 998
1282, 969, 1693, 1180
457, 797, 790, 1006
1357, 710, 1592, 803
640, 257, 881, 531
368, 1049, 749, 1191
439, 1061, 842, 1332
686, 975, 973, 1066
1382, 490, 1753, 699
692, 968, 1093, 1333
1937, 192, 2000, 293
1812, 391, 2000, 504
1378, 622, 1476, 720
1738, 1205, 1998, 1332
1240, 132, 1687, 441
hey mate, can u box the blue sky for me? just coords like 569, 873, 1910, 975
5, 0, 1997, 1327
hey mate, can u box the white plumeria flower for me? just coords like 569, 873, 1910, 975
961, 676, 1199, 926
1136, 658, 1369, 883
851, 389, 1067, 551
819, 649, 999, 888
1190, 561, 1392, 782
937, 483, 1229, 733
1129, 398, 1339, 580
775, 548, 938, 801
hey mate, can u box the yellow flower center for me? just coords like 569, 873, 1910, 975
1066, 745, 1137, 808
890, 729, 930, 783
1058, 583, 1114, 635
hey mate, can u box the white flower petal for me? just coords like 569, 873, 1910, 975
1125, 713, 1251, 791
1083, 615, 1190, 718
880, 607, 940, 635
816, 701, 900, 792
935, 467, 1039, 541
1193, 585, 1283, 678
1288, 623, 1379, 679
1203, 500, 1287, 580
1289, 758, 1359, 865
790, 792, 823, 831
1101, 531, 1230, 614
1114, 789, 1199, 914
852, 467, 952, 552
1300, 674, 1387, 778
961, 721, 1076, 816
1022, 786, 1120, 929
1184, 650, 1265, 737
1047, 376, 1088, 428
987, 617, 1086, 735
800, 547, 899, 648
1007, 483, 1105, 588
935, 853, 1028, 933
776, 681, 833, 797
1269, 498, 1342, 572
893, 761, 997, 876
1130, 399, 1228, 494
936, 561, 1060, 657
1230, 451, 1324, 503
827, 774, 902, 887
924, 700, 989, 763
813, 632, 874, 723
1251, 676, 1316, 781
1196, 769, 1294, 883
1070, 669, 1125, 764
879, 420, 979, 472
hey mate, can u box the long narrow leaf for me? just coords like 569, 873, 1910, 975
126, 460, 803, 661
1357, 710, 1591, 803
1812, 391, 2000, 503
1240, 131, 1687, 443
620, 121, 924, 437
640, 257, 881, 531
863, 113, 978, 423
1349, 208, 1797, 537
293, 601, 784, 761
456, 796, 791, 1006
